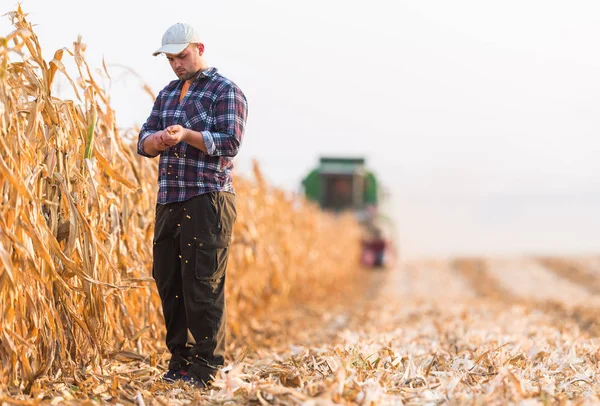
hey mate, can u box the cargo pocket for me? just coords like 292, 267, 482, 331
195, 248, 218, 281
195, 246, 228, 298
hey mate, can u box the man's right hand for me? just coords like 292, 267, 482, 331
143, 130, 171, 156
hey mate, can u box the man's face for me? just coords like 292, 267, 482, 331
166, 44, 204, 81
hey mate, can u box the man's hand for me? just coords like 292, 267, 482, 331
163, 125, 188, 145
142, 130, 171, 156
142, 125, 202, 157
153, 130, 171, 149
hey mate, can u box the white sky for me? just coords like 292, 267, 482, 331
3, 0, 600, 259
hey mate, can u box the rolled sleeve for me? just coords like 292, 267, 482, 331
201, 131, 217, 156
202, 85, 248, 157
137, 131, 156, 158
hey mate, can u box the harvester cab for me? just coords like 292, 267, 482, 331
301, 157, 393, 269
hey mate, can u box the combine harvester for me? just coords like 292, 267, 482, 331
301, 157, 396, 269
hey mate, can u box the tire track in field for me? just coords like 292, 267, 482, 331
537, 256, 600, 295
381, 260, 476, 301
451, 257, 600, 336
450, 257, 516, 301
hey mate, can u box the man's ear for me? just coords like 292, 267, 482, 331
197, 43, 205, 56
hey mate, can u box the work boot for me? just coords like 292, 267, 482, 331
162, 368, 193, 383
162, 352, 194, 383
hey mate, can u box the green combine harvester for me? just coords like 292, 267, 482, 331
301, 157, 394, 268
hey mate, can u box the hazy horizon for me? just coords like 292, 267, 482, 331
2, 0, 599, 259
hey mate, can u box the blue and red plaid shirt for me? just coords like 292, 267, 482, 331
137, 67, 248, 204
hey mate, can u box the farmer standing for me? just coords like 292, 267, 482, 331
137, 22, 248, 387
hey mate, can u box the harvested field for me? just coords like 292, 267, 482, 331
6, 257, 598, 405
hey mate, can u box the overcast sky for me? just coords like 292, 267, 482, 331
3, 0, 600, 258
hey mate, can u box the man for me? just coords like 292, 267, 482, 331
137, 22, 248, 387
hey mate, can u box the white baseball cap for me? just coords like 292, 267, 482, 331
152, 23, 202, 56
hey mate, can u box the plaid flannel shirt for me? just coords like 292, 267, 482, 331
137, 67, 248, 204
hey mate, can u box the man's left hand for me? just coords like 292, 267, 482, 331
163, 125, 188, 146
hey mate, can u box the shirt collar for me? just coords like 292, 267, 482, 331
196, 67, 217, 79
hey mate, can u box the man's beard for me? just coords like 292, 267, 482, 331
179, 69, 201, 81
